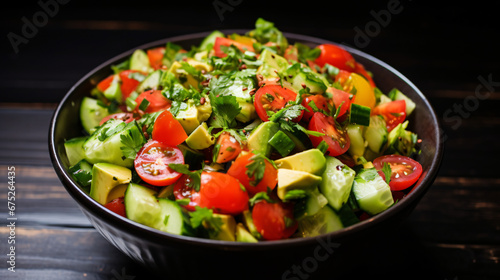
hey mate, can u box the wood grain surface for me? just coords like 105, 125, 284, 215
1, 1, 499, 279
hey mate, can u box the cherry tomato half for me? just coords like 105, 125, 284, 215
372, 100, 407, 132
254, 85, 300, 122
373, 154, 423, 191
104, 196, 126, 217
301, 94, 329, 122
134, 140, 184, 186
174, 172, 249, 215
314, 44, 356, 72
308, 112, 350, 156
252, 199, 297, 241
227, 152, 278, 196
214, 132, 241, 164
151, 110, 188, 147
134, 89, 171, 113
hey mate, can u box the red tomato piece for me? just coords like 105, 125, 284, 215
373, 154, 423, 191
147, 47, 166, 70
151, 110, 188, 147
104, 197, 126, 217
372, 100, 406, 132
254, 85, 300, 122
119, 70, 142, 100
214, 37, 255, 58
252, 200, 297, 240
134, 89, 171, 113
198, 172, 249, 215
329, 88, 353, 118
175, 172, 249, 215
173, 174, 200, 212
227, 152, 278, 196
97, 74, 114, 92
134, 140, 184, 187
301, 94, 330, 122
308, 112, 350, 156
99, 112, 136, 126
314, 44, 356, 72
214, 132, 241, 164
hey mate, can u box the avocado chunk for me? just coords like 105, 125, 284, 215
352, 168, 394, 215
319, 156, 356, 211
205, 213, 236, 241
90, 163, 132, 205
124, 183, 161, 226
274, 149, 326, 175
235, 223, 258, 243
130, 49, 151, 73
247, 121, 279, 157
175, 99, 212, 135
277, 169, 322, 200
185, 122, 215, 150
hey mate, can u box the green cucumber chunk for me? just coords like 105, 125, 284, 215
129, 49, 151, 73
363, 115, 388, 154
346, 124, 365, 158
268, 130, 296, 157
352, 168, 394, 215
319, 156, 356, 211
80, 97, 110, 135
125, 183, 161, 227
297, 205, 344, 237
388, 88, 416, 116
64, 136, 88, 166
83, 119, 145, 168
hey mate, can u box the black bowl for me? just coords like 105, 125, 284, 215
49, 31, 443, 279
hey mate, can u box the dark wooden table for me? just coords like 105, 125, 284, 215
2, 1, 499, 279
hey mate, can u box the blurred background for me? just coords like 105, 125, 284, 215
3, 0, 498, 103
2, 0, 499, 279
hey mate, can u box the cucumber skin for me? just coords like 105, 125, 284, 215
80, 97, 109, 135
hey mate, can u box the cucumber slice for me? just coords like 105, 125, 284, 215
135, 69, 164, 93
319, 156, 356, 211
199, 30, 225, 52
363, 115, 388, 154
129, 49, 151, 73
124, 183, 161, 227
352, 168, 394, 215
297, 205, 344, 237
294, 188, 329, 219
347, 124, 365, 157
156, 198, 193, 236
64, 136, 88, 166
80, 97, 110, 135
